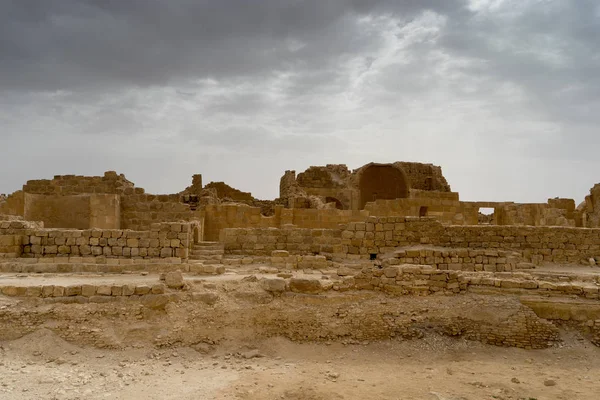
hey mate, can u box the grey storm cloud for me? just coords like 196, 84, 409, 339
1, 0, 599, 202
0, 0, 470, 91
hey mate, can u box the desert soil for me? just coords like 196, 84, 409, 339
1, 327, 599, 400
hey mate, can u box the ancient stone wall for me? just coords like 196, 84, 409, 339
393, 162, 451, 192
204, 204, 279, 241
205, 204, 368, 241
203, 182, 254, 202
384, 248, 522, 272
296, 165, 350, 188
223, 217, 600, 265
0, 220, 43, 258
22, 171, 136, 195
285, 161, 452, 211
221, 227, 342, 256
0, 221, 192, 260
0, 191, 24, 216
120, 194, 197, 231
340, 217, 600, 264
364, 190, 471, 225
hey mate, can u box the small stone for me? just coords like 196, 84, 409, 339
242, 349, 263, 359
511, 378, 520, 384
544, 379, 557, 387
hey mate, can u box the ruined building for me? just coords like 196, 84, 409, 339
3, 160, 600, 351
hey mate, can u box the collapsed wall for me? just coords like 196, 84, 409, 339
280, 161, 452, 211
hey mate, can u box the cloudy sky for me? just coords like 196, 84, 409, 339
1, 0, 599, 203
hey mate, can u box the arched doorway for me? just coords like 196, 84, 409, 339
359, 164, 409, 209
325, 196, 344, 210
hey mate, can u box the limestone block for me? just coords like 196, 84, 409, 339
337, 266, 356, 276
65, 285, 82, 296
122, 284, 136, 296
160, 248, 173, 258
53, 286, 65, 297
41, 285, 54, 297
81, 284, 97, 297
97, 285, 112, 296
383, 267, 399, 278
260, 278, 286, 292
111, 285, 123, 296
165, 271, 184, 289
289, 278, 323, 294
1, 286, 18, 296
151, 284, 165, 294
135, 285, 151, 295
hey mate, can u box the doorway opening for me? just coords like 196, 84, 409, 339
478, 208, 495, 225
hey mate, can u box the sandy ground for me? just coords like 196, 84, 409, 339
1, 328, 599, 400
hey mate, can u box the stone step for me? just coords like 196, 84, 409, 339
190, 249, 224, 256
189, 255, 223, 261
194, 241, 224, 248
191, 246, 224, 252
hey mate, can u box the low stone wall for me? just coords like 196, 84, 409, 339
221, 227, 342, 255
270, 251, 328, 269
20, 222, 191, 259
0, 220, 44, 258
340, 217, 600, 264
0, 283, 166, 298
383, 248, 523, 272
336, 266, 600, 300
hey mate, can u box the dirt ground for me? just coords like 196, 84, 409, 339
1, 328, 599, 400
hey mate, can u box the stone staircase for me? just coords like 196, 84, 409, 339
189, 241, 224, 264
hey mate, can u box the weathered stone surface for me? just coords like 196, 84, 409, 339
165, 271, 184, 288
289, 278, 323, 294
260, 278, 286, 293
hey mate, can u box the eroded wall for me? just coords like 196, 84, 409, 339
0, 191, 24, 216
120, 194, 197, 231
222, 217, 600, 265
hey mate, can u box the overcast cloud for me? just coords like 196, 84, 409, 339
1, 0, 599, 203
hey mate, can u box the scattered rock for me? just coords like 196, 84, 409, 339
289, 278, 323, 294
165, 271, 184, 289
192, 292, 219, 305
260, 278, 286, 293
191, 343, 214, 354
544, 379, 557, 387
241, 349, 264, 359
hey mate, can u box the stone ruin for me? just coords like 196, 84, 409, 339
2, 160, 600, 351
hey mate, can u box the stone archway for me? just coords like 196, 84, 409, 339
325, 196, 344, 210
358, 164, 409, 209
